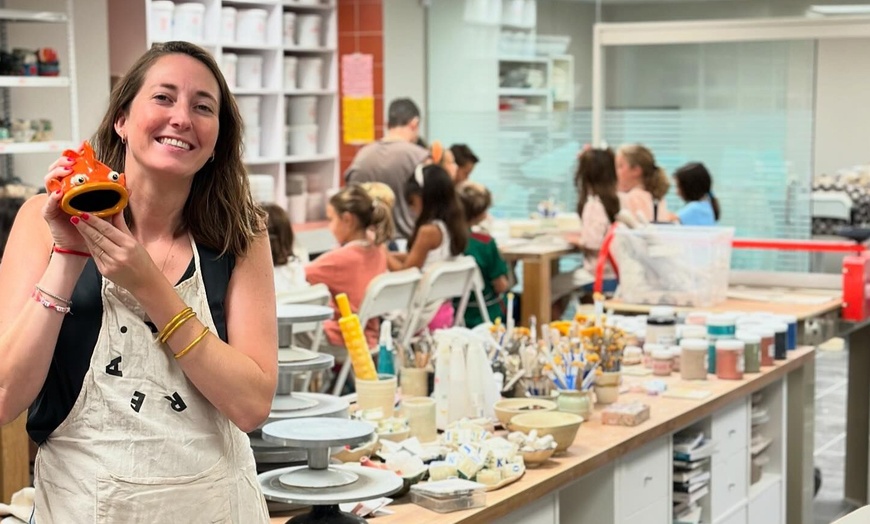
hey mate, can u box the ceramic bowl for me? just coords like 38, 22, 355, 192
332, 435, 380, 463
521, 447, 556, 467
493, 398, 557, 427
509, 412, 584, 453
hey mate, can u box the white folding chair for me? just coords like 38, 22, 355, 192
400, 256, 490, 348
277, 283, 331, 392
331, 268, 422, 396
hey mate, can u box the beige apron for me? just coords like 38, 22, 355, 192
33, 238, 269, 523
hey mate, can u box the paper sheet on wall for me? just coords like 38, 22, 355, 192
342, 97, 375, 144
341, 53, 373, 97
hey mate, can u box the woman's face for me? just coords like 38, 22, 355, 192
616, 153, 641, 191
115, 54, 220, 180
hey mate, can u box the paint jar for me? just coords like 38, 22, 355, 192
706, 314, 736, 374
736, 332, 761, 373
715, 340, 745, 380
769, 322, 788, 360
173, 2, 206, 42
623, 345, 643, 366
679, 325, 707, 344
642, 343, 665, 369
237, 55, 264, 89
150, 1, 175, 42
236, 8, 269, 46
646, 316, 676, 346
680, 338, 708, 380
668, 346, 681, 372
652, 350, 674, 377
297, 57, 323, 90
685, 311, 709, 326
649, 306, 675, 318
777, 315, 798, 350
221, 7, 237, 44
283, 12, 297, 47
220, 53, 238, 88
747, 326, 775, 366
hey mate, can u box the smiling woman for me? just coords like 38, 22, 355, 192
0, 42, 275, 523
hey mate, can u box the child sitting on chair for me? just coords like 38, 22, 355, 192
456, 181, 509, 327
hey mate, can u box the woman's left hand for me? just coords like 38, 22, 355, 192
70, 212, 158, 293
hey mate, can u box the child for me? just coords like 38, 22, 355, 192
671, 162, 720, 226
451, 144, 479, 184
389, 163, 468, 329
305, 186, 394, 349
264, 204, 309, 301
616, 144, 670, 222
456, 181, 509, 327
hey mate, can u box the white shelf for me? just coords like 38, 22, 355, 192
0, 8, 67, 23
0, 141, 75, 155
0, 76, 70, 87
224, 0, 279, 5
232, 88, 282, 95
284, 89, 336, 96
223, 43, 282, 51
283, 46, 335, 53
244, 156, 284, 165
748, 472, 781, 502
499, 55, 548, 64
281, 2, 335, 12
284, 154, 335, 163
499, 88, 549, 97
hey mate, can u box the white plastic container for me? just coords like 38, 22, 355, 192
237, 55, 264, 89
172, 2, 206, 42
248, 174, 275, 204
220, 53, 238, 89
295, 14, 323, 47
296, 57, 323, 90
221, 7, 237, 45
283, 57, 298, 90
283, 12, 297, 47
243, 126, 262, 158
150, 1, 175, 42
235, 96, 261, 126
236, 8, 268, 46
287, 124, 319, 157
306, 191, 325, 221
287, 194, 308, 224
287, 96, 318, 126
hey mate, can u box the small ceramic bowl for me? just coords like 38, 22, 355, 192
333, 435, 380, 463
509, 412, 584, 453
521, 447, 556, 467
493, 398, 557, 427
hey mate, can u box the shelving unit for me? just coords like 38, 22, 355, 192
142, 0, 339, 216
0, 2, 78, 180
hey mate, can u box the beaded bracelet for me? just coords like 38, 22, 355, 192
34, 285, 71, 307
175, 327, 210, 360
32, 289, 71, 314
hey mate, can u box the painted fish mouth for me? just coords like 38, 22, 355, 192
63, 183, 129, 217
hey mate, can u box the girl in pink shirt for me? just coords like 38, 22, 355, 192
573, 147, 621, 286
616, 144, 670, 223
305, 186, 393, 348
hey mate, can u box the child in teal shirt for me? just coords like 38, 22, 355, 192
456, 182, 509, 327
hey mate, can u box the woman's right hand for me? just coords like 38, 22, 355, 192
42, 153, 86, 251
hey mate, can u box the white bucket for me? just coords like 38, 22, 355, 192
243, 126, 262, 158
306, 191, 325, 221
220, 53, 238, 88
236, 8, 268, 46
173, 2, 206, 42
235, 95, 261, 126
283, 12, 296, 48
283, 57, 298, 90
287, 124, 319, 157
248, 174, 275, 204
287, 194, 308, 224
150, 1, 175, 42
287, 96, 318, 126
296, 57, 323, 90
237, 55, 264, 89
286, 174, 308, 196
221, 7, 237, 45
295, 14, 322, 48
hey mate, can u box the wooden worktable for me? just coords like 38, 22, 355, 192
270, 347, 815, 524
499, 242, 577, 326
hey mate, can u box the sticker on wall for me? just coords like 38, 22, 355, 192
342, 97, 375, 145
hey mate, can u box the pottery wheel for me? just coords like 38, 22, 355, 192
262, 418, 374, 449
279, 347, 318, 362
277, 351, 334, 372
268, 393, 348, 421
279, 466, 359, 489
277, 304, 334, 325
259, 465, 403, 505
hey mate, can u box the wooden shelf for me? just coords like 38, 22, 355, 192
0, 8, 67, 23
0, 76, 70, 87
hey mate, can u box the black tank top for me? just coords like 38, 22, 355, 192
27, 243, 235, 444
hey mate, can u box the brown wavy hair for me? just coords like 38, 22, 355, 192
91, 41, 264, 257
575, 148, 620, 223
330, 185, 394, 245
264, 204, 295, 266
618, 144, 670, 200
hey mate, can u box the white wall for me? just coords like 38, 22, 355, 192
537, 0, 596, 108
383, 0, 427, 130
8, 0, 110, 187
814, 38, 870, 177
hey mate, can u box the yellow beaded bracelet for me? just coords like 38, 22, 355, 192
174, 327, 210, 360
157, 306, 193, 342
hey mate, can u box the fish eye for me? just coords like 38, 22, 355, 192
71, 174, 88, 186
108, 171, 121, 182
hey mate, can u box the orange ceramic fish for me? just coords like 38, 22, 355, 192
46, 142, 128, 218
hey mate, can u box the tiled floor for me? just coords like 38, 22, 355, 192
814, 348, 857, 524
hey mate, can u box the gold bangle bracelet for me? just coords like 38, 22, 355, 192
158, 306, 193, 341
175, 327, 210, 360
159, 310, 197, 344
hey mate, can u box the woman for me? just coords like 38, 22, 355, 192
0, 42, 275, 522
616, 144, 670, 222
